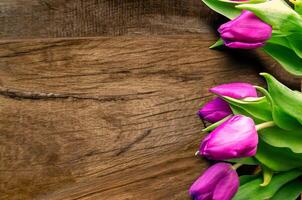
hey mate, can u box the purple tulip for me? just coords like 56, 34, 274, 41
198, 97, 232, 123
189, 162, 239, 200
197, 82, 257, 123
210, 82, 257, 99
218, 10, 272, 49
200, 115, 258, 160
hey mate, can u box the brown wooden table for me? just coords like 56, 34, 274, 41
0, 1, 299, 199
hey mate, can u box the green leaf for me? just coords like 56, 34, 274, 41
222, 96, 272, 122
272, 106, 302, 130
236, 0, 302, 33
202, 0, 241, 19
233, 169, 302, 200
287, 32, 302, 58
260, 165, 273, 186
227, 157, 259, 165
209, 38, 224, 49
219, 0, 266, 4
291, 0, 302, 16
271, 179, 302, 200
259, 126, 302, 153
256, 139, 302, 171
202, 115, 232, 132
261, 73, 302, 126
267, 34, 291, 48
263, 43, 302, 76
239, 175, 259, 185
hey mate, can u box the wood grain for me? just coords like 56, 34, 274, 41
0, 0, 299, 87
0, 0, 218, 39
0, 0, 300, 199
0, 35, 269, 200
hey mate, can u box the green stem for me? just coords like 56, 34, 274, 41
255, 121, 275, 131
232, 163, 243, 170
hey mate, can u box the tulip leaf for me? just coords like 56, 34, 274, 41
272, 106, 302, 130
256, 139, 302, 171
202, 115, 232, 132
233, 169, 302, 200
222, 96, 272, 122
227, 157, 259, 165
201, 0, 241, 19
261, 73, 302, 126
219, 0, 266, 4
271, 179, 302, 200
230, 105, 264, 124
259, 126, 302, 153
239, 175, 259, 185
236, 0, 302, 33
260, 165, 273, 187
209, 38, 224, 49
263, 43, 302, 76
287, 32, 302, 59
267, 34, 291, 49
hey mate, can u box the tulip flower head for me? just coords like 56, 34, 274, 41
198, 82, 257, 123
200, 115, 258, 160
210, 82, 257, 99
218, 10, 272, 49
189, 162, 239, 200
198, 97, 232, 123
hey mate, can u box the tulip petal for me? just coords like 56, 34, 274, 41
189, 163, 234, 199
198, 97, 232, 123
200, 115, 258, 160
189, 163, 239, 200
213, 170, 239, 200
210, 83, 257, 99
218, 10, 272, 49
224, 40, 265, 49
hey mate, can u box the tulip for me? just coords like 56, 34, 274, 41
198, 97, 232, 123
209, 82, 257, 99
189, 162, 239, 200
200, 115, 258, 160
218, 10, 272, 49
198, 82, 257, 123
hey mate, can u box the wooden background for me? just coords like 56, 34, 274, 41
0, 1, 299, 200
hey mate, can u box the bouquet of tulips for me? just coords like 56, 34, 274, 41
204, 0, 302, 76
189, 73, 302, 199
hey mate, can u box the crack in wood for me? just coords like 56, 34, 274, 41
0, 87, 156, 102
115, 129, 152, 156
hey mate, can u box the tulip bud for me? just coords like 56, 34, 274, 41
198, 83, 257, 123
210, 82, 257, 99
198, 97, 232, 123
189, 162, 239, 200
218, 10, 272, 49
200, 115, 258, 160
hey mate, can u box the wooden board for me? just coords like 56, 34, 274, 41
0, 0, 217, 38
0, 0, 299, 199
0, 35, 270, 200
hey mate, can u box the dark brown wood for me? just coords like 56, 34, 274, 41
0, 0, 217, 39
0, 1, 300, 199
0, 35, 269, 200
1, 0, 298, 87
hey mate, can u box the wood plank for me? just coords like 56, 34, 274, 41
0, 0, 299, 88
0, 35, 270, 200
0, 0, 217, 39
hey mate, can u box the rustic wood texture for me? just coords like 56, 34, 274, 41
0, 0, 217, 38
0, 0, 300, 200
0, 35, 271, 200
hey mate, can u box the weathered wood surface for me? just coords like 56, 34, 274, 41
0, 0, 216, 38
0, 35, 271, 200
0, 0, 299, 200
